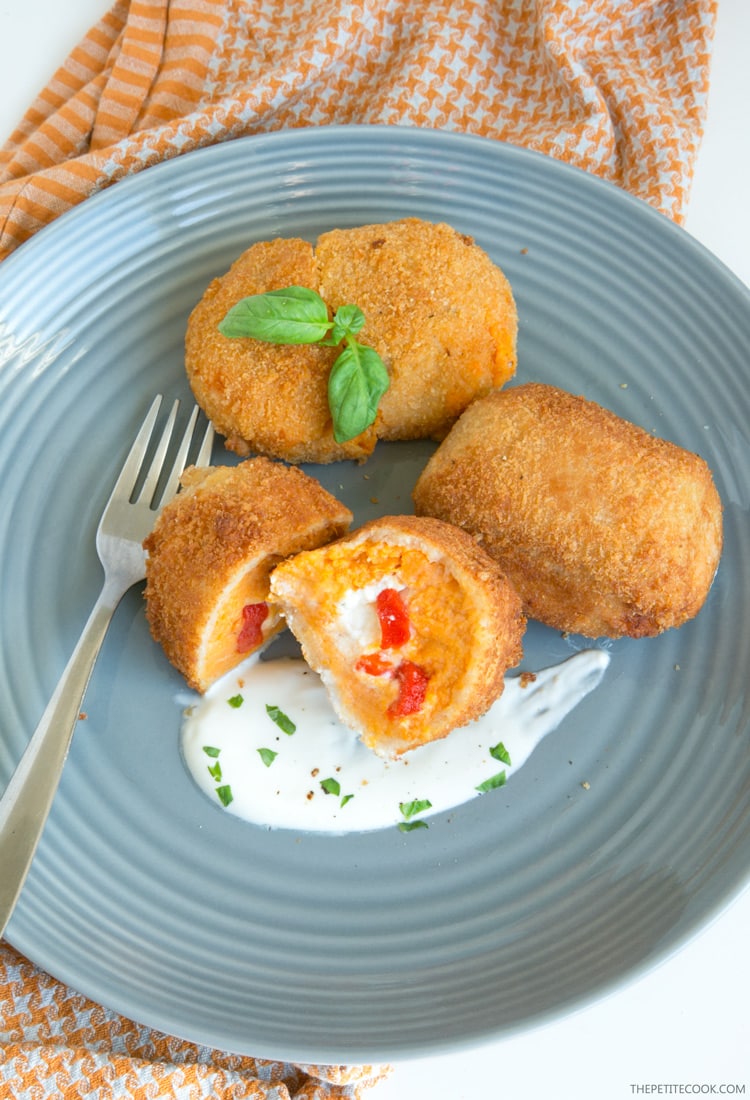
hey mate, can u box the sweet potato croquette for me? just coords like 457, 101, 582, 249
143, 458, 352, 692
269, 515, 525, 758
413, 383, 723, 639
185, 219, 517, 463
315, 219, 517, 441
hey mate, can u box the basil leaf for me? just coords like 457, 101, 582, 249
398, 820, 429, 832
219, 286, 333, 344
257, 748, 278, 768
218, 285, 390, 439
202, 745, 221, 758
330, 303, 366, 342
266, 704, 296, 735
227, 694, 244, 708
476, 770, 507, 794
340, 793, 354, 808
216, 784, 234, 807
399, 798, 433, 820
490, 741, 512, 765
207, 761, 222, 782
321, 777, 341, 796
328, 341, 390, 443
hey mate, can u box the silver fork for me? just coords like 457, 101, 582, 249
0, 395, 214, 938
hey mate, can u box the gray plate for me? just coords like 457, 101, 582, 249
0, 125, 748, 1063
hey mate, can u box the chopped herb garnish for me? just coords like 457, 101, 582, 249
398, 820, 429, 832
227, 694, 244, 708
340, 793, 354, 808
216, 784, 234, 807
490, 741, 512, 766
207, 761, 223, 782
266, 704, 296, 735
257, 747, 278, 768
202, 745, 221, 758
399, 798, 432, 820
320, 777, 341, 796
218, 286, 390, 443
476, 770, 507, 793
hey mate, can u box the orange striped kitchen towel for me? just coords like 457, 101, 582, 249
0, 941, 390, 1098
0, 0, 717, 262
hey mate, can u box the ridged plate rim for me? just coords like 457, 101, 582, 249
0, 124, 748, 1063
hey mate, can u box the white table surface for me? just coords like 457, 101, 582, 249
1, 3, 748, 1097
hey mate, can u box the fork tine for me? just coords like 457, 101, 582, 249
195, 418, 215, 468
135, 398, 180, 505
157, 404, 205, 505
107, 394, 164, 504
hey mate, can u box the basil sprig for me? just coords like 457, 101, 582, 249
219, 286, 390, 444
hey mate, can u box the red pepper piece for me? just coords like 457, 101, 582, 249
388, 661, 429, 717
355, 652, 392, 676
236, 602, 269, 653
376, 587, 411, 648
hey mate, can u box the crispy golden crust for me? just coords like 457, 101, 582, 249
185, 238, 374, 464
413, 383, 723, 638
316, 219, 517, 441
185, 219, 517, 463
269, 514, 525, 757
143, 458, 352, 691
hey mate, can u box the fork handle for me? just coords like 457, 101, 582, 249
0, 581, 124, 940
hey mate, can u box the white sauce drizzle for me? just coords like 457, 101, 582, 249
180, 649, 610, 833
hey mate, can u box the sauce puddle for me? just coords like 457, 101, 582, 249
181, 649, 610, 833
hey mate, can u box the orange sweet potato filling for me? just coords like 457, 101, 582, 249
289, 541, 475, 737
198, 568, 279, 685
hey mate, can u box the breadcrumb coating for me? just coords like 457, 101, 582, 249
185, 238, 367, 464
413, 383, 723, 638
316, 219, 517, 441
270, 514, 525, 757
185, 219, 517, 463
143, 458, 352, 691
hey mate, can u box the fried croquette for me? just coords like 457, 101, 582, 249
185, 219, 517, 463
185, 238, 367, 464
315, 219, 517, 441
143, 458, 352, 692
413, 383, 723, 639
269, 515, 526, 758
